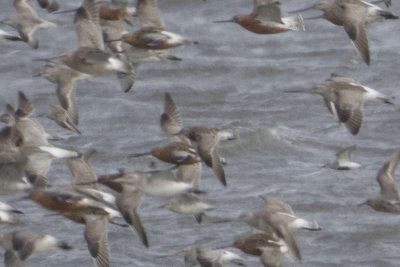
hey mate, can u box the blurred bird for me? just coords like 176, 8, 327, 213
0, 230, 72, 266
285, 73, 394, 135
325, 145, 362, 170
1, 0, 57, 49
364, 151, 400, 213
37, 62, 91, 126
214, 0, 305, 34
290, 0, 398, 65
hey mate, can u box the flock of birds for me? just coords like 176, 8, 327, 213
0, 0, 399, 266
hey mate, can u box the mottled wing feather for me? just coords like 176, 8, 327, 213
377, 152, 400, 200
84, 216, 109, 267
210, 148, 226, 187
161, 93, 183, 136
197, 134, 219, 168
254, 2, 283, 23
16, 92, 34, 118
176, 163, 202, 189
262, 196, 294, 215
336, 145, 356, 163
137, 0, 164, 28
67, 152, 98, 189
116, 190, 149, 247
344, 107, 362, 135
57, 80, 79, 125
342, 4, 370, 65
334, 88, 364, 134
117, 63, 140, 93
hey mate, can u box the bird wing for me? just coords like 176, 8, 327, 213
57, 77, 80, 125
136, 0, 164, 29
116, 190, 149, 247
377, 151, 400, 200
176, 162, 202, 189
342, 3, 370, 65
84, 215, 109, 267
334, 86, 364, 135
253, 0, 283, 23
161, 93, 183, 137
67, 150, 98, 189
336, 145, 356, 164
74, 0, 104, 50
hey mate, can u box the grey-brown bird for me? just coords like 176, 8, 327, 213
0, 230, 72, 266
214, 0, 305, 34
325, 145, 362, 170
121, 0, 196, 51
37, 62, 91, 126
42, 105, 82, 135
291, 0, 398, 65
162, 192, 214, 223
1, 0, 57, 49
97, 171, 149, 248
236, 210, 302, 261
30, 151, 121, 267
179, 245, 246, 267
232, 232, 284, 267
364, 151, 400, 213
259, 196, 321, 231
285, 73, 394, 135
50, 0, 135, 93
161, 93, 235, 187
3, 92, 79, 176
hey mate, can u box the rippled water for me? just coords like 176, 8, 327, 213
1, 0, 400, 266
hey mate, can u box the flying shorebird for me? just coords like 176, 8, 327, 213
236, 210, 302, 262
37, 62, 91, 126
232, 232, 285, 267
1, 0, 57, 49
161, 93, 235, 187
120, 0, 197, 51
97, 171, 150, 248
1, 92, 79, 176
41, 105, 82, 135
30, 151, 125, 267
48, 0, 136, 93
290, 0, 398, 65
99, 169, 204, 198
98, 1, 137, 53
259, 196, 321, 231
363, 151, 400, 213
178, 245, 246, 267
130, 141, 201, 166
214, 0, 305, 34
285, 73, 394, 135
162, 192, 214, 223
0, 230, 72, 266
325, 145, 362, 170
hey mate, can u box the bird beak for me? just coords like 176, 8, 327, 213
289, 5, 315, 14
357, 201, 367, 207
304, 15, 324, 20
53, 8, 78, 14
284, 89, 312, 93
213, 19, 235, 23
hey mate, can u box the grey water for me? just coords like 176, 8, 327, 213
1, 0, 400, 266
